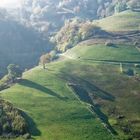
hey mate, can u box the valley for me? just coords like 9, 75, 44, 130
0, 1, 140, 139
1, 42, 140, 139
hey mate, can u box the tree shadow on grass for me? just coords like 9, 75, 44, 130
59, 73, 115, 101
81, 78, 115, 101
59, 72, 117, 134
91, 105, 117, 135
19, 79, 68, 100
69, 84, 117, 135
20, 111, 41, 137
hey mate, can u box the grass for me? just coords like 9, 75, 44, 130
0, 43, 140, 139
65, 44, 140, 62
96, 10, 140, 31
0, 62, 112, 140
59, 43, 140, 139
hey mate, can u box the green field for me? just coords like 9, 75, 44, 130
0, 62, 113, 140
0, 43, 140, 139
65, 44, 140, 62
96, 11, 140, 31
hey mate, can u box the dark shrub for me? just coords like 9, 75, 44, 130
0, 99, 29, 137
134, 64, 140, 68
105, 41, 114, 47
3, 122, 11, 133
126, 69, 134, 76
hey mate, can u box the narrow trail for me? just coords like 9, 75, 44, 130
59, 53, 76, 60
60, 53, 140, 65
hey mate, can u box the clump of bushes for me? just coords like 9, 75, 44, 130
125, 68, 134, 76
0, 99, 30, 139
79, 22, 101, 40
0, 75, 10, 91
134, 64, 140, 68
54, 19, 102, 52
105, 41, 114, 47
0, 64, 23, 91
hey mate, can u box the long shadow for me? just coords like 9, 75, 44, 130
81, 78, 115, 101
19, 79, 67, 100
91, 105, 117, 135
20, 111, 41, 137
70, 85, 93, 104
60, 73, 115, 101
69, 84, 117, 135
59, 72, 117, 134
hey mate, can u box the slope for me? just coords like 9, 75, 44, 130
97, 10, 140, 32
0, 61, 113, 140
0, 42, 140, 139
61, 43, 140, 139
54, 10, 140, 52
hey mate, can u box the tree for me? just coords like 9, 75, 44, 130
7, 64, 22, 83
115, 2, 127, 13
49, 50, 58, 61
39, 53, 51, 69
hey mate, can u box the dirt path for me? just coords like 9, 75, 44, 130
78, 31, 140, 47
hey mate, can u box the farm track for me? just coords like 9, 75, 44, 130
81, 59, 140, 65
78, 31, 140, 47
60, 53, 140, 65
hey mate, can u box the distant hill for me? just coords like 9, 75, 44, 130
5, 0, 139, 35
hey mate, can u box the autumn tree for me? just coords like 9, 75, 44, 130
39, 53, 51, 69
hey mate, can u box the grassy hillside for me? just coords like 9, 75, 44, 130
64, 44, 140, 61
97, 11, 140, 31
0, 62, 112, 140
54, 10, 140, 52
0, 43, 140, 139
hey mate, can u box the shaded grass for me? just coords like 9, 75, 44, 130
57, 59, 140, 138
0, 42, 140, 139
0, 64, 112, 140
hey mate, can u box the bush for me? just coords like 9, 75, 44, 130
3, 122, 11, 133
105, 41, 114, 47
126, 69, 134, 76
0, 99, 29, 137
49, 50, 59, 61
12, 116, 27, 135
134, 64, 140, 68
80, 23, 101, 40
55, 20, 102, 52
